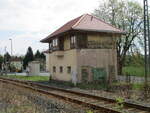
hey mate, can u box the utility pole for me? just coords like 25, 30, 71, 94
4, 46, 7, 75
9, 39, 13, 56
143, 0, 150, 98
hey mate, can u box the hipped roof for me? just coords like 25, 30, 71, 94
41, 14, 125, 43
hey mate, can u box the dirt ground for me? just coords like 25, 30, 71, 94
0, 82, 94, 113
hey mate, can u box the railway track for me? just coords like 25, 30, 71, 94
0, 77, 149, 113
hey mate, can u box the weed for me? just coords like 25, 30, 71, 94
86, 110, 94, 113
115, 97, 124, 111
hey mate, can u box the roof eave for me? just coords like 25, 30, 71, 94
40, 29, 74, 43
73, 28, 126, 35
40, 28, 126, 43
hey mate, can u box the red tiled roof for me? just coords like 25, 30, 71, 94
43, 50, 49, 54
49, 15, 83, 38
11, 58, 22, 62
41, 14, 125, 43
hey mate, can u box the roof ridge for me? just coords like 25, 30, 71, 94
72, 14, 87, 29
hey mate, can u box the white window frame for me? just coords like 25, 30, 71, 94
52, 38, 58, 47
71, 35, 76, 44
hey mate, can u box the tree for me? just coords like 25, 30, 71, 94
0, 55, 4, 70
35, 50, 41, 60
93, 0, 143, 74
4, 52, 11, 63
40, 53, 45, 60
34, 50, 45, 60
23, 47, 34, 69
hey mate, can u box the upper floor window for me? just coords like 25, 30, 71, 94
49, 42, 52, 50
53, 39, 58, 47
70, 35, 76, 48
71, 35, 76, 44
50, 43, 52, 47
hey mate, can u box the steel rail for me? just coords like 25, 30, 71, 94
0, 78, 120, 113
0, 77, 150, 112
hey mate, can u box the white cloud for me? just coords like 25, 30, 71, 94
0, 0, 99, 32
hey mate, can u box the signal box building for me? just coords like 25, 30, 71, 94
41, 14, 125, 83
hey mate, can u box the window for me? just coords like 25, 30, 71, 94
53, 39, 58, 47
49, 43, 52, 48
78, 34, 87, 48
71, 35, 76, 44
67, 66, 71, 73
53, 66, 56, 73
49, 42, 52, 50
55, 39, 57, 46
60, 66, 63, 73
52, 40, 55, 47
70, 35, 76, 48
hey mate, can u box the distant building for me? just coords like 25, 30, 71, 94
28, 61, 40, 76
41, 14, 125, 83
10, 58, 23, 71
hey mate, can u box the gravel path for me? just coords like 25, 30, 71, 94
0, 82, 92, 113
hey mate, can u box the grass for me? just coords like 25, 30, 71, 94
3, 75, 49, 81
132, 83, 144, 90
112, 81, 145, 90
122, 66, 144, 77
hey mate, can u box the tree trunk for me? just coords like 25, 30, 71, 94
118, 62, 123, 75
117, 53, 127, 75
117, 57, 123, 75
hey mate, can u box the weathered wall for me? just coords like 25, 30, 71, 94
77, 49, 117, 82
64, 36, 70, 50
49, 49, 77, 81
77, 34, 117, 82
45, 53, 50, 72
88, 33, 114, 42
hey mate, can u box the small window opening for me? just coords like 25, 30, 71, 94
53, 66, 56, 73
67, 66, 71, 73
60, 66, 63, 73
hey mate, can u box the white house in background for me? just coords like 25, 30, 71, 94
10, 58, 23, 71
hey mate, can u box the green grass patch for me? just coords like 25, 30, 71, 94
112, 82, 144, 90
3, 75, 49, 81
122, 66, 144, 77
132, 83, 144, 90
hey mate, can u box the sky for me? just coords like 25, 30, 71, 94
0, 0, 143, 55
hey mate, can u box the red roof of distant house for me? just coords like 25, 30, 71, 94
43, 50, 49, 54
10, 58, 22, 62
41, 14, 125, 43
